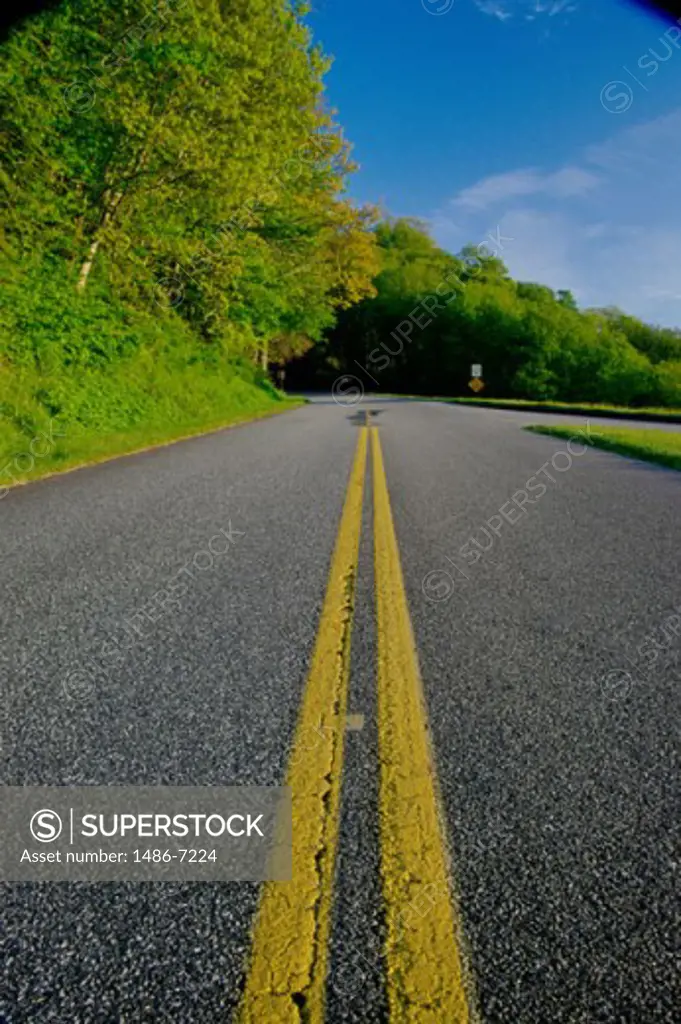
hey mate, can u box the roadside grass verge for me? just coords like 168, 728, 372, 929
525, 424, 681, 471
443, 397, 681, 422
0, 273, 307, 497
0, 369, 303, 496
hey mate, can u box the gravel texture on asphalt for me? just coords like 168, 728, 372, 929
2, 396, 679, 1022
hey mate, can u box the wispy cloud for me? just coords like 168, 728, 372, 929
431, 108, 681, 326
474, 0, 577, 20
451, 166, 599, 211
475, 1, 512, 21
585, 108, 681, 175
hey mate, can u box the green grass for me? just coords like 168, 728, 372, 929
525, 424, 681, 471
442, 397, 681, 421
0, 361, 303, 495
442, 396, 681, 421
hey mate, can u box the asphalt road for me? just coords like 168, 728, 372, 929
1, 396, 679, 1022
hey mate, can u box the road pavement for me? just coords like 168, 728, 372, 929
1, 396, 679, 1022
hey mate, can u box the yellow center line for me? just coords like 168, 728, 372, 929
238, 426, 368, 1023
372, 426, 471, 1023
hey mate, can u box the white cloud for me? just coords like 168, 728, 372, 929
474, 0, 576, 20
430, 108, 681, 326
491, 208, 584, 293
645, 287, 681, 301
585, 108, 681, 176
475, 2, 512, 20
451, 166, 599, 211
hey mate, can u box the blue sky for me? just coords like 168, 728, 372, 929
307, 0, 681, 326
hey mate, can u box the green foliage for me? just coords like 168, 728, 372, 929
653, 360, 681, 406
0, 0, 376, 474
303, 218, 681, 408
2, 0, 678, 468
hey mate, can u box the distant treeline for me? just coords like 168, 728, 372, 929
292, 219, 681, 407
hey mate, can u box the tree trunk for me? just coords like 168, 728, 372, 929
261, 338, 268, 373
75, 193, 121, 293
76, 237, 101, 292
74, 144, 147, 292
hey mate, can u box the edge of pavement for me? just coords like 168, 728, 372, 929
0, 398, 305, 499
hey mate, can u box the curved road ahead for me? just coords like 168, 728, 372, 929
2, 396, 679, 1022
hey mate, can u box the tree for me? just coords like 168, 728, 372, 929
0, 0, 378, 380
293, 217, 681, 407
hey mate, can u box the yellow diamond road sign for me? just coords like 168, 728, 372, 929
468, 377, 485, 393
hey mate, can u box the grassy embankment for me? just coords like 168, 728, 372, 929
525, 425, 681, 471
446, 397, 681, 422
0, 354, 302, 495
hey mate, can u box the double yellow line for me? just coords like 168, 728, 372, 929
239, 417, 470, 1023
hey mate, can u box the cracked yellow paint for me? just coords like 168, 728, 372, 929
237, 426, 368, 1023
372, 426, 470, 1023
